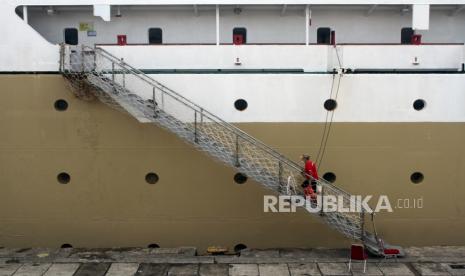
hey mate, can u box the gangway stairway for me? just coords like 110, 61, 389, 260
60, 45, 404, 257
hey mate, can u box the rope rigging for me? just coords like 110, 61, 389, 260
316, 45, 343, 170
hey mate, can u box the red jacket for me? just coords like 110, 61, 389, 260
304, 160, 319, 180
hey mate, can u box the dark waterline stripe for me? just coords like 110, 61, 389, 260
1, 69, 464, 75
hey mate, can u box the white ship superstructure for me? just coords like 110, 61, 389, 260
3, 1, 465, 124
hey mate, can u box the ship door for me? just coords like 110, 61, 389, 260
233, 28, 247, 45
401, 27, 414, 44
148, 28, 163, 44
317, 28, 331, 44
64, 28, 78, 45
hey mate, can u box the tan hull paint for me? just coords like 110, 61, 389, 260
0, 75, 464, 251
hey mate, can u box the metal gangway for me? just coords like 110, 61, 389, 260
59, 45, 403, 257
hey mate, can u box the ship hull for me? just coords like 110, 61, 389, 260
0, 75, 464, 251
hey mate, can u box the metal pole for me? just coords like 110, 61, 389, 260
360, 210, 365, 242
111, 62, 115, 81
235, 135, 240, 167
80, 45, 85, 72
59, 44, 64, 72
153, 86, 157, 118
161, 90, 165, 110
305, 5, 310, 46
278, 161, 283, 191
121, 58, 125, 88
216, 5, 220, 46
194, 111, 198, 143
93, 49, 97, 71
320, 185, 325, 216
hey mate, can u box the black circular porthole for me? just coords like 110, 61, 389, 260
234, 173, 248, 184
57, 172, 70, 184
324, 99, 337, 111
54, 99, 68, 111
234, 99, 248, 111
148, 243, 160, 249
234, 243, 247, 253
145, 173, 159, 184
322, 172, 336, 183
413, 99, 426, 111
410, 172, 424, 184
61, 243, 73, 249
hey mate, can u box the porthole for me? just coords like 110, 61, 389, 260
234, 99, 248, 111
57, 172, 70, 184
410, 172, 424, 184
61, 244, 73, 249
145, 172, 159, 184
234, 173, 247, 184
234, 243, 247, 253
413, 99, 425, 111
54, 99, 68, 111
324, 99, 337, 111
322, 172, 336, 183
148, 243, 160, 249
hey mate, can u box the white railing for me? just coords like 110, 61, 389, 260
99, 44, 465, 72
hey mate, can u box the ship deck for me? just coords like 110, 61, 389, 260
1, 246, 465, 275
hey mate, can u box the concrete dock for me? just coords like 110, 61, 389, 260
1, 246, 465, 275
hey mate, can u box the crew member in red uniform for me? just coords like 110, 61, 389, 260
301, 154, 319, 193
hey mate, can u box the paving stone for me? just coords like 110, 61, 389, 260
105, 263, 139, 276
199, 264, 228, 276
43, 263, 81, 276
150, 248, 180, 254
411, 263, 451, 276
215, 256, 287, 264
288, 263, 321, 276
317, 263, 350, 276
62, 249, 111, 263
347, 262, 382, 276
136, 263, 170, 275
73, 263, 110, 276
406, 247, 465, 260
241, 250, 280, 258
279, 249, 316, 259
63, 247, 194, 263
92, 248, 144, 263
13, 263, 52, 276
176, 247, 197, 257
168, 264, 199, 275
0, 249, 20, 259
54, 256, 213, 264
0, 249, 28, 259
2, 259, 20, 266
378, 262, 415, 276
229, 264, 259, 276
148, 247, 196, 256
0, 248, 63, 263
444, 263, 465, 276
258, 264, 290, 276
0, 263, 21, 276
